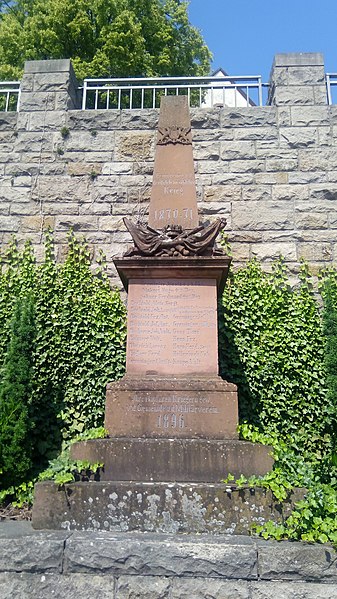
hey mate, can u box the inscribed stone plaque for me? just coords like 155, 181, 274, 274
105, 377, 239, 439
148, 96, 199, 229
126, 278, 218, 376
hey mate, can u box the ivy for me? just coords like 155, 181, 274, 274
38, 427, 107, 486
219, 259, 337, 545
0, 232, 126, 488
2, 241, 337, 545
219, 259, 330, 457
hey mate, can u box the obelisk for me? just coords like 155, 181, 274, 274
106, 95, 238, 438
32, 96, 273, 532
148, 95, 199, 229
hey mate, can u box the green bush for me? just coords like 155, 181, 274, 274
0, 232, 127, 482
219, 259, 330, 457
0, 295, 35, 490
219, 259, 337, 545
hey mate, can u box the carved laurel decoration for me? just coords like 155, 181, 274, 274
157, 126, 192, 146
123, 218, 227, 258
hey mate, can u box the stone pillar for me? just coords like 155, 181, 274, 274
268, 52, 327, 106
19, 59, 80, 112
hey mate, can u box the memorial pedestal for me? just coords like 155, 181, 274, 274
70, 256, 272, 485
32, 97, 274, 532
105, 376, 238, 439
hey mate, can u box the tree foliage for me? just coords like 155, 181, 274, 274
0, 0, 212, 80
0, 294, 35, 490
0, 232, 126, 484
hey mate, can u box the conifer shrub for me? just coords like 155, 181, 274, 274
0, 295, 35, 490
0, 232, 127, 482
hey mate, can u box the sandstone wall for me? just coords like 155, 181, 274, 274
1, 53, 337, 282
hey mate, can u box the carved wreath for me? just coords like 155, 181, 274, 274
157, 126, 192, 146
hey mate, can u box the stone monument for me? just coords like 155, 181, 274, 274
32, 97, 273, 532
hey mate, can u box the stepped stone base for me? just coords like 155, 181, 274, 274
32, 481, 303, 533
70, 438, 273, 482
105, 376, 239, 439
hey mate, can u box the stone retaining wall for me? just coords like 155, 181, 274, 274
1, 522, 337, 598
1, 53, 337, 283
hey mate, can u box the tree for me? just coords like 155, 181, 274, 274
0, 0, 212, 80
0, 295, 35, 490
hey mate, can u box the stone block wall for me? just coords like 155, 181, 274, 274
1, 53, 337, 282
1, 523, 337, 598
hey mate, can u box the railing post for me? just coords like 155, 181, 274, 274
326, 74, 332, 105
82, 80, 87, 110
258, 76, 263, 106
20, 59, 80, 112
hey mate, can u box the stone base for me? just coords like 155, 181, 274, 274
105, 376, 239, 439
70, 438, 273, 482
32, 481, 303, 533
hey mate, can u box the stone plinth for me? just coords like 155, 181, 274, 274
32, 480, 301, 534
115, 256, 231, 378
106, 256, 237, 441
104, 376, 238, 439
70, 437, 272, 482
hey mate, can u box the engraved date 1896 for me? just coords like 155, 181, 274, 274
157, 414, 185, 429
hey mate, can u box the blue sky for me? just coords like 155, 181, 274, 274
188, 0, 337, 81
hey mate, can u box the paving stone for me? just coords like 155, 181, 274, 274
64, 532, 257, 579
251, 581, 337, 599
257, 539, 337, 581
116, 575, 171, 598
0, 522, 68, 573
0, 573, 116, 599
171, 577, 250, 598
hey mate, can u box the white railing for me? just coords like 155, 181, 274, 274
0, 81, 20, 112
326, 73, 337, 105
81, 75, 268, 110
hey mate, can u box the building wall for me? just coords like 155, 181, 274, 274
1, 53, 337, 283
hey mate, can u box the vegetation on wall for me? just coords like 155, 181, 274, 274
1, 233, 337, 544
0, 232, 126, 494
219, 259, 337, 545
220, 260, 329, 454
0, 0, 212, 80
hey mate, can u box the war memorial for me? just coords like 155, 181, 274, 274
1, 53, 337, 597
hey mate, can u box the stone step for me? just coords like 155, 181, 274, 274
70, 437, 273, 482
32, 480, 303, 534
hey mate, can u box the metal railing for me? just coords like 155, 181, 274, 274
0, 81, 20, 112
81, 75, 267, 110
326, 73, 337, 105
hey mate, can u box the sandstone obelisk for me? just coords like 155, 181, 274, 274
32, 95, 273, 532
148, 95, 198, 229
